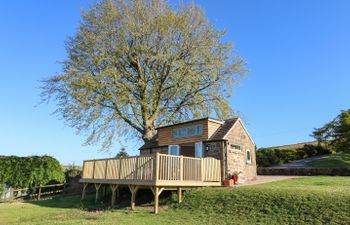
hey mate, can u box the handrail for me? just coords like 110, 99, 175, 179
81, 153, 221, 183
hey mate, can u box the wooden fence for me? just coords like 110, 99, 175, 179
0, 183, 65, 202
82, 153, 221, 185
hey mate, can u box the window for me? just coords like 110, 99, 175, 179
168, 145, 180, 156
246, 149, 252, 164
195, 142, 203, 158
230, 144, 242, 152
172, 124, 203, 139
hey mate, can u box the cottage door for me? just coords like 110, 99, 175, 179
195, 142, 203, 158
168, 145, 180, 156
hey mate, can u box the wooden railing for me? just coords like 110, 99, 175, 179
0, 183, 65, 202
82, 153, 221, 184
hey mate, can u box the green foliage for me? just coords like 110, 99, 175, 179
0, 156, 65, 188
115, 147, 129, 158
257, 144, 331, 167
313, 109, 350, 153
308, 152, 350, 168
64, 165, 82, 184
41, 0, 247, 149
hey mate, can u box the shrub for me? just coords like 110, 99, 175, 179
64, 166, 82, 183
257, 144, 332, 167
0, 155, 65, 188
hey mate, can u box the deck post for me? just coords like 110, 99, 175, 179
153, 186, 159, 214
81, 183, 88, 200
180, 156, 183, 181
153, 153, 160, 182
177, 187, 182, 203
94, 184, 101, 203
110, 184, 119, 207
92, 160, 96, 179
128, 185, 139, 210
201, 158, 204, 181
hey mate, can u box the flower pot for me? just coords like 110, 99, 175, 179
233, 175, 238, 184
223, 179, 234, 186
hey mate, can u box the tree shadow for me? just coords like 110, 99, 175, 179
28, 187, 174, 212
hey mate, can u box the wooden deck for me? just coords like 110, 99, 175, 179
79, 153, 222, 213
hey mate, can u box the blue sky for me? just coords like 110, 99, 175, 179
0, 0, 349, 165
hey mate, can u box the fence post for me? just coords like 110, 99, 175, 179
38, 185, 42, 200
201, 158, 204, 182
92, 160, 96, 179
180, 155, 183, 181
82, 161, 86, 178
153, 153, 159, 182
105, 160, 108, 179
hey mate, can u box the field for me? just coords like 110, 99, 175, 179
0, 176, 349, 225
308, 152, 350, 168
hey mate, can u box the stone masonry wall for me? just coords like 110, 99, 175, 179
225, 121, 257, 183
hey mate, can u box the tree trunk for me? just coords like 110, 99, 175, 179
142, 121, 158, 145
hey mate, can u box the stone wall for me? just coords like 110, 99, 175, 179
204, 141, 223, 160
225, 121, 257, 183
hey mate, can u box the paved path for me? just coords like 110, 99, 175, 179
236, 175, 299, 187
270, 155, 326, 168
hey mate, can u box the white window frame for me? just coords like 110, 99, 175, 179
229, 143, 242, 152
246, 149, 252, 164
168, 145, 180, 156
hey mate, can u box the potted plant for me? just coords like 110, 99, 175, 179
232, 171, 241, 184
223, 173, 234, 186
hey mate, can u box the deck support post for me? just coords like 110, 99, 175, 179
177, 187, 182, 203
151, 186, 164, 214
94, 184, 101, 203
128, 185, 139, 210
110, 184, 119, 207
81, 183, 88, 200
154, 187, 159, 214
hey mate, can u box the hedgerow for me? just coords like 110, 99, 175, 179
0, 155, 65, 188
257, 144, 332, 167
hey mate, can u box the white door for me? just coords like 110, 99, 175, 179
195, 142, 203, 158
168, 145, 180, 156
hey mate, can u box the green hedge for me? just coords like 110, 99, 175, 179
0, 155, 65, 188
257, 144, 332, 167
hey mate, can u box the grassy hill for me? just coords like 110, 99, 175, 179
267, 140, 319, 150
0, 176, 349, 224
308, 152, 350, 168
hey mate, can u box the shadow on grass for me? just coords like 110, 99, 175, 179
28, 187, 175, 212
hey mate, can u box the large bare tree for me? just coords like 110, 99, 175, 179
42, 0, 247, 149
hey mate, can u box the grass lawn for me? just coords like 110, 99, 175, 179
308, 152, 350, 168
0, 176, 349, 225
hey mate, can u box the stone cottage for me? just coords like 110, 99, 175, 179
139, 117, 257, 183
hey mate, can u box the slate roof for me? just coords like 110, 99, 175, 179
208, 118, 238, 140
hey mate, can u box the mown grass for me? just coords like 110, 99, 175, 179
0, 176, 349, 225
308, 152, 350, 168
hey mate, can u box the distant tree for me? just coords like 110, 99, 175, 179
116, 147, 129, 158
41, 0, 246, 150
312, 109, 350, 153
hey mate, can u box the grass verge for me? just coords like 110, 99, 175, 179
308, 152, 350, 168
0, 176, 349, 225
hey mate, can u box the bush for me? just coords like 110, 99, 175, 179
64, 166, 82, 183
0, 155, 65, 188
257, 144, 332, 167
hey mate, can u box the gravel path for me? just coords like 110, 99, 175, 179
236, 175, 299, 187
